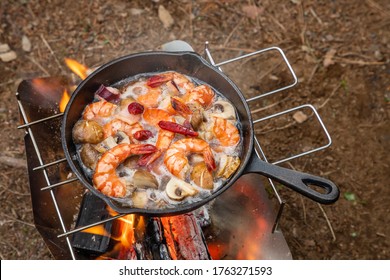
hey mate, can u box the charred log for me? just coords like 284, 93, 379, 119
145, 217, 171, 260
161, 213, 211, 260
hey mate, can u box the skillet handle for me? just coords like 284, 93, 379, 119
243, 152, 339, 204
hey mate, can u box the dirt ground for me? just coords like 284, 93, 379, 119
0, 0, 389, 260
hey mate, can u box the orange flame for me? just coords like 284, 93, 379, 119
81, 225, 110, 237
64, 58, 89, 80
59, 89, 70, 112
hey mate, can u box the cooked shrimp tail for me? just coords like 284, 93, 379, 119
93, 143, 157, 197
83, 99, 116, 121
212, 116, 240, 147
164, 138, 216, 179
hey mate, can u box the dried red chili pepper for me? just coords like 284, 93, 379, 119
158, 121, 198, 137
133, 130, 153, 141
128, 102, 144, 115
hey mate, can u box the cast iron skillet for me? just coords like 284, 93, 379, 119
61, 51, 339, 215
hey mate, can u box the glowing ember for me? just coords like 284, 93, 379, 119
59, 89, 70, 113
64, 58, 89, 80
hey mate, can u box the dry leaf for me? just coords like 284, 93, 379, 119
242, 5, 264, 20
293, 111, 308, 123
323, 48, 337, 67
158, 5, 174, 29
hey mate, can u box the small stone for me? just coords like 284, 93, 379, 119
96, 14, 105, 23
323, 48, 337, 67
303, 239, 316, 247
374, 50, 383, 61
129, 8, 144, 16
293, 111, 308, 123
325, 34, 334, 41
0, 51, 17, 62
0, 43, 10, 53
158, 5, 174, 29
22, 35, 32, 52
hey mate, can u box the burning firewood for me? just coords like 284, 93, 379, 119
161, 213, 211, 260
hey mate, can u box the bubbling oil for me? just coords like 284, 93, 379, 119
74, 71, 243, 210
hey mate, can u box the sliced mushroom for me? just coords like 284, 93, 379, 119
72, 120, 104, 144
93, 136, 117, 153
132, 170, 159, 189
79, 143, 101, 170
209, 100, 236, 120
165, 177, 198, 201
191, 162, 214, 189
115, 131, 130, 144
216, 155, 241, 179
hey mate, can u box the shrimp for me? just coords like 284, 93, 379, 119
212, 117, 240, 147
83, 99, 117, 121
183, 85, 215, 109
164, 138, 216, 179
139, 108, 175, 165
136, 87, 162, 108
93, 143, 157, 197
103, 119, 143, 142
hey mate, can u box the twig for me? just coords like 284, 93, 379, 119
0, 183, 30, 196
0, 240, 22, 257
40, 34, 64, 71
0, 156, 27, 169
309, 7, 323, 25
223, 17, 244, 47
337, 51, 375, 60
316, 203, 337, 242
268, 13, 287, 33
365, 0, 390, 17
25, 56, 50, 76
1, 213, 35, 228
307, 62, 320, 84
333, 56, 386, 66
316, 83, 342, 110
251, 95, 291, 114
0, 79, 18, 87
255, 121, 296, 135
113, 20, 123, 36
103, 35, 117, 49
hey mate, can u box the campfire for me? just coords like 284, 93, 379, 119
17, 43, 330, 260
